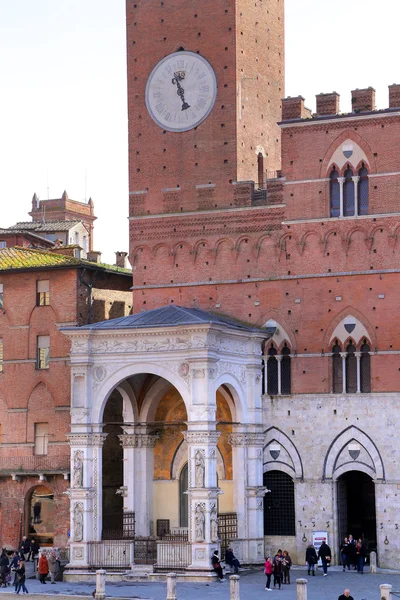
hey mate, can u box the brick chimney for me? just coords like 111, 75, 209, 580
389, 84, 400, 108
86, 250, 102, 263
115, 251, 128, 269
351, 87, 376, 112
316, 92, 340, 116
281, 96, 312, 121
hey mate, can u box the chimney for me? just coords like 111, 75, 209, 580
281, 96, 312, 121
389, 84, 400, 108
115, 251, 128, 269
351, 87, 376, 112
86, 250, 102, 263
316, 92, 340, 116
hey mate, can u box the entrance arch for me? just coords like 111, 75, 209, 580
337, 470, 377, 552
26, 485, 54, 545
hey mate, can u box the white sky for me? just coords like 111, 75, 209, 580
0, 0, 398, 264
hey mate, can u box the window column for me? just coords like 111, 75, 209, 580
263, 356, 268, 395
355, 352, 361, 393
340, 352, 347, 393
276, 355, 283, 395
338, 177, 345, 217
352, 176, 360, 216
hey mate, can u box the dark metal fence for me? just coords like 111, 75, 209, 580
218, 512, 238, 560
134, 537, 158, 565
102, 511, 135, 540
154, 541, 191, 572
87, 540, 132, 570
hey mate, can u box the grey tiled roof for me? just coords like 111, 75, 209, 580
74, 305, 265, 332
9, 221, 83, 232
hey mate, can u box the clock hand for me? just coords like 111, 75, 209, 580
172, 72, 190, 111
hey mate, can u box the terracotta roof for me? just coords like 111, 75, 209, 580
0, 229, 54, 245
9, 220, 84, 232
0, 247, 131, 275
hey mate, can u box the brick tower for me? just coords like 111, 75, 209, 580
127, 0, 285, 309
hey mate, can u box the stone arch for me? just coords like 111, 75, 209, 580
320, 130, 376, 178
323, 425, 385, 481
325, 308, 376, 349
212, 375, 247, 423
140, 377, 179, 423
115, 380, 139, 423
261, 314, 297, 352
263, 427, 303, 480
171, 439, 226, 480
92, 362, 191, 425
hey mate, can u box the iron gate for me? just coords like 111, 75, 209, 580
218, 512, 238, 560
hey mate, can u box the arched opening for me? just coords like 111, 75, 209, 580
346, 342, 357, 393
258, 152, 264, 188
343, 166, 355, 216
102, 389, 124, 539
360, 341, 371, 393
26, 485, 54, 545
281, 343, 291, 395
337, 471, 377, 553
332, 341, 342, 393
263, 470, 295, 536
179, 463, 188, 527
358, 164, 369, 215
267, 346, 278, 395
330, 167, 340, 217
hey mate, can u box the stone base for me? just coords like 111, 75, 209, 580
63, 569, 151, 584
149, 570, 218, 583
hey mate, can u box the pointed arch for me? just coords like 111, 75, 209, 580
323, 425, 385, 480
324, 307, 377, 350
320, 130, 376, 178
263, 427, 303, 480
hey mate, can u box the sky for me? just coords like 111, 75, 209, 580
0, 0, 398, 264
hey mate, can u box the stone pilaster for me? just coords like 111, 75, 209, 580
183, 430, 221, 570
229, 431, 265, 564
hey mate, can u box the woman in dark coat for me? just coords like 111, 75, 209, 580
305, 544, 318, 575
211, 550, 225, 582
0, 550, 9, 587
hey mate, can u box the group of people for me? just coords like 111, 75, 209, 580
264, 549, 292, 590
340, 535, 366, 573
305, 540, 332, 576
211, 547, 241, 581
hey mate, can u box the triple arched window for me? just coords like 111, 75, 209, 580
330, 163, 369, 218
332, 339, 371, 393
264, 343, 291, 395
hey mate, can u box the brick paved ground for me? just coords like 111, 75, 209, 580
0, 565, 398, 599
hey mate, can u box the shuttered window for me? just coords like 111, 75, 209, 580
37, 336, 50, 369
37, 280, 50, 306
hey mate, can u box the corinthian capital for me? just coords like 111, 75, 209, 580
67, 433, 108, 447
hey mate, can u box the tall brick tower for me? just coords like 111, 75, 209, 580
127, 0, 284, 312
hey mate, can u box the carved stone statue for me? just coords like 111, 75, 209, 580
195, 504, 205, 542
195, 450, 205, 488
210, 503, 219, 542
73, 502, 84, 542
72, 450, 84, 488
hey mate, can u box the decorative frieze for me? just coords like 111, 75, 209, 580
183, 431, 221, 446
118, 434, 159, 448
67, 433, 108, 447
229, 432, 265, 447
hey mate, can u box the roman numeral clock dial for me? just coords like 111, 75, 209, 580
145, 51, 217, 132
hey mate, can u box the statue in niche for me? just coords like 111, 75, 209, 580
194, 504, 205, 542
73, 503, 84, 542
195, 450, 205, 488
210, 503, 219, 542
72, 450, 84, 488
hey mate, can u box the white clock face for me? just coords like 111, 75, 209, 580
145, 51, 217, 132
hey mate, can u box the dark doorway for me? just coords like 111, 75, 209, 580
26, 485, 54, 545
102, 389, 124, 539
337, 471, 377, 552
179, 463, 188, 527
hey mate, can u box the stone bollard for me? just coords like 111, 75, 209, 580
95, 569, 106, 600
370, 551, 377, 574
166, 572, 177, 600
380, 584, 392, 600
230, 574, 240, 600
296, 578, 308, 600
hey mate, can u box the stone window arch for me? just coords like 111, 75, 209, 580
358, 163, 369, 215
330, 167, 340, 217
265, 342, 291, 395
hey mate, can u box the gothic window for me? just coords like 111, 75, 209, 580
258, 152, 264, 188
358, 164, 369, 215
281, 344, 291, 395
343, 167, 355, 216
264, 470, 295, 536
360, 341, 371, 393
330, 167, 340, 217
267, 346, 278, 395
332, 341, 342, 393
346, 342, 357, 393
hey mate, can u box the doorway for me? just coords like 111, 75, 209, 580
26, 485, 54, 545
179, 463, 188, 527
337, 471, 377, 552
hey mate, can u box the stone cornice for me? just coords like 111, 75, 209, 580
118, 434, 159, 448
183, 431, 221, 445
229, 433, 265, 447
67, 433, 108, 447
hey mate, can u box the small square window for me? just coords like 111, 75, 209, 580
37, 280, 50, 306
37, 336, 50, 369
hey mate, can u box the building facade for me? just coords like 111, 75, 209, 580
64, 0, 400, 572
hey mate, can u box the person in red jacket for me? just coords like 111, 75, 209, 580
264, 556, 273, 591
38, 551, 49, 584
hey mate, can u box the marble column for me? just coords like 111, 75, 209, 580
229, 431, 266, 564
338, 177, 345, 217
118, 431, 158, 537
355, 352, 361, 393
67, 432, 107, 568
183, 429, 221, 570
340, 352, 347, 394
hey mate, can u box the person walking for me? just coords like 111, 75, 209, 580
355, 538, 366, 573
10, 551, 19, 587
340, 537, 350, 571
264, 556, 273, 591
305, 543, 318, 576
0, 550, 9, 587
211, 550, 225, 582
318, 540, 332, 577
282, 550, 292, 584
48, 549, 58, 584
348, 534, 357, 570
338, 589, 354, 600
273, 550, 283, 589
38, 551, 49, 584
19, 537, 30, 562
15, 559, 28, 595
